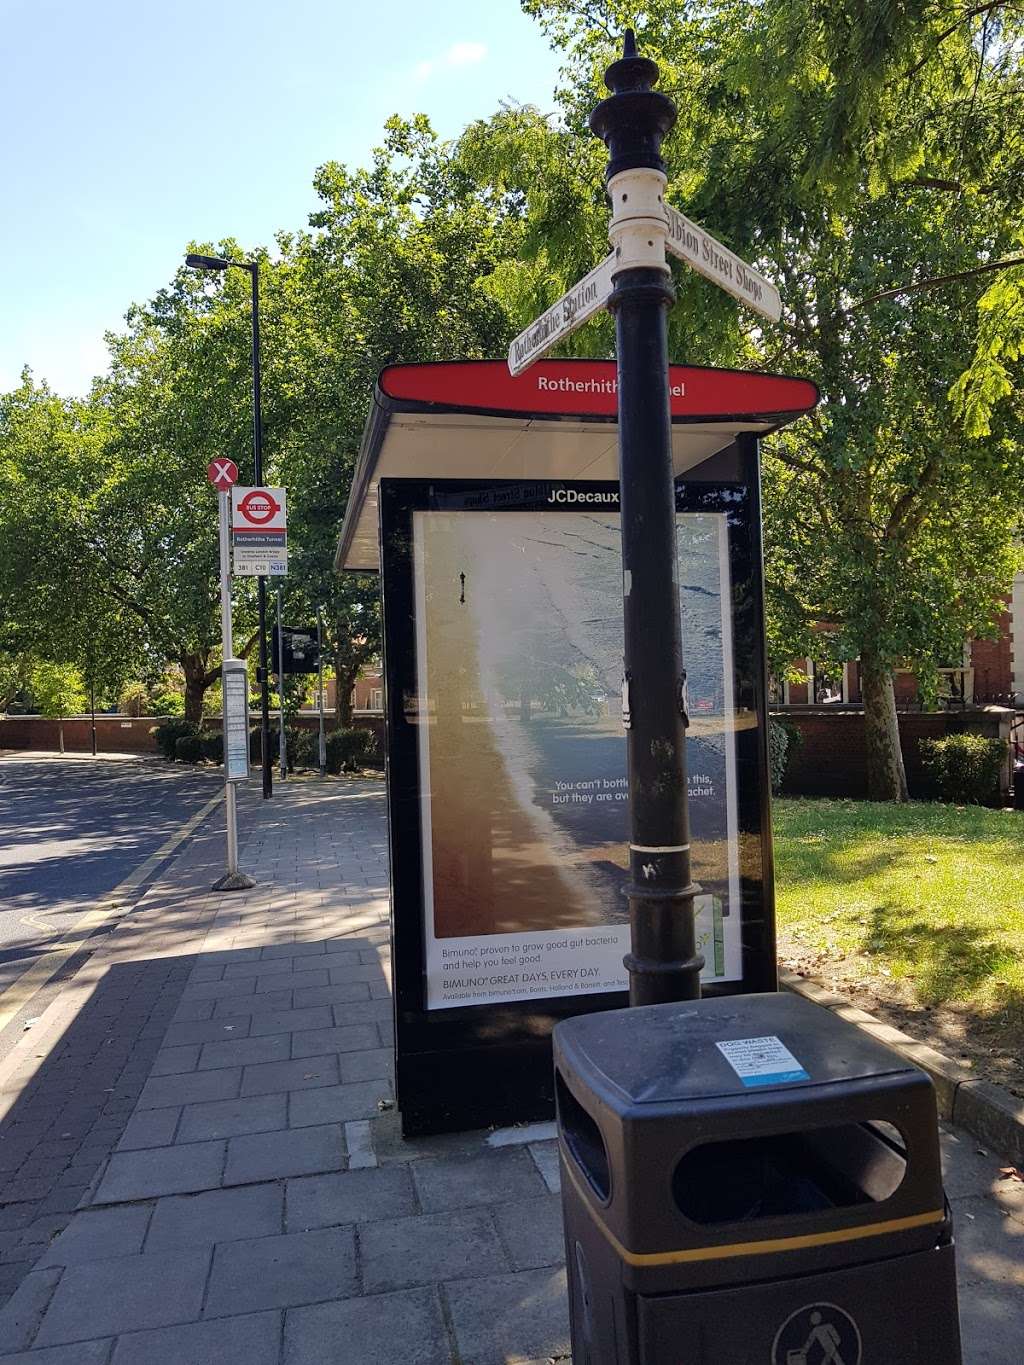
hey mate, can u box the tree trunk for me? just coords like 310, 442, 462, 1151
58, 718, 65, 754
334, 658, 359, 729
182, 654, 209, 726
861, 651, 909, 801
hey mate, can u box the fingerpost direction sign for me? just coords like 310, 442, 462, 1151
508, 255, 616, 377
663, 205, 781, 322
507, 206, 781, 376
231, 485, 288, 576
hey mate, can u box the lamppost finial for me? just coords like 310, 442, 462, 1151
592, 30, 676, 180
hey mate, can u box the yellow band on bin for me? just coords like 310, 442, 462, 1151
563, 1157, 945, 1267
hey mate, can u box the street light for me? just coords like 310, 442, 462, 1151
185, 251, 273, 800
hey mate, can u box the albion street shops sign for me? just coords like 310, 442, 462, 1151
663, 204, 781, 322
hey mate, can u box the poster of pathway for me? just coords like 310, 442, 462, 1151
414, 509, 742, 1007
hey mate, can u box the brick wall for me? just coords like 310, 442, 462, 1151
776, 707, 1014, 800
0, 712, 385, 757
972, 611, 1014, 699
0, 715, 171, 754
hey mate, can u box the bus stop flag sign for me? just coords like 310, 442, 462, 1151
231, 486, 288, 576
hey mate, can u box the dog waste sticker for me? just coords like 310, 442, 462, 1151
715, 1036, 810, 1088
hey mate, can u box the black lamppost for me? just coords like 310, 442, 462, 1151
590, 35, 704, 1003
185, 252, 273, 800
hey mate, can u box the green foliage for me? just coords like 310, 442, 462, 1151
200, 731, 224, 764
919, 734, 1008, 806
149, 689, 185, 717
119, 682, 149, 717
498, 2, 1024, 800
28, 660, 87, 718
152, 719, 199, 760
290, 728, 321, 770
768, 720, 790, 796
1, 110, 525, 735
325, 727, 375, 774
174, 733, 203, 763
0, 651, 31, 712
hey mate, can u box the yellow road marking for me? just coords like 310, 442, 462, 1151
0, 791, 222, 1035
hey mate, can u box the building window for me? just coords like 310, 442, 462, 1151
811, 661, 846, 704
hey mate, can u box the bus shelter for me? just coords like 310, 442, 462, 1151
336, 358, 818, 1135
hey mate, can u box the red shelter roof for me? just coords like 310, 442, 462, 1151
336, 359, 818, 571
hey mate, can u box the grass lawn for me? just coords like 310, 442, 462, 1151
774, 798, 1024, 1092
775, 797, 1024, 1006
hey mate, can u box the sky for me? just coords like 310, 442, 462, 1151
0, 0, 565, 396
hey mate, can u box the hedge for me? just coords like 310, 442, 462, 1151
174, 733, 203, 763
919, 733, 1008, 805
153, 719, 199, 760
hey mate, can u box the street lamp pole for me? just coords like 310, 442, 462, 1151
248, 261, 274, 801
590, 34, 704, 1004
185, 252, 273, 800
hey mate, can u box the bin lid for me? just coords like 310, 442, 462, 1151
555, 993, 914, 1105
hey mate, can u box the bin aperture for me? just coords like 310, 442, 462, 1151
672, 1123, 907, 1224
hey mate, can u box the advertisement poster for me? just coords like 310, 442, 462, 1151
413, 509, 742, 1010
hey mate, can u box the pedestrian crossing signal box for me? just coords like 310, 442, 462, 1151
335, 359, 818, 1136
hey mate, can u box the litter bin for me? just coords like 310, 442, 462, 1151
554, 992, 962, 1363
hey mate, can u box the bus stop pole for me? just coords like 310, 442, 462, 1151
276, 588, 287, 780
316, 606, 327, 778
591, 32, 704, 1004
214, 487, 253, 890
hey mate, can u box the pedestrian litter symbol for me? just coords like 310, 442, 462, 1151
772, 1303, 862, 1365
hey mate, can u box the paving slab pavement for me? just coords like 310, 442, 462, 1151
0, 777, 1019, 1362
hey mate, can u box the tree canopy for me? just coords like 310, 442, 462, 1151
3, 8, 1022, 801
1, 117, 520, 728
460, 0, 1024, 797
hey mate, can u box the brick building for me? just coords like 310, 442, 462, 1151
774, 571, 1024, 708
317, 669, 384, 715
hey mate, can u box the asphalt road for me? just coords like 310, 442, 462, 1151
0, 755, 221, 998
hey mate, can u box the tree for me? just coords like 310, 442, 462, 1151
28, 660, 87, 753
0, 374, 149, 705
0, 649, 29, 713
3, 110, 524, 735
468, 2, 1024, 798
271, 117, 520, 726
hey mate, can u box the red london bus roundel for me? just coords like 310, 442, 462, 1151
238, 489, 281, 525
